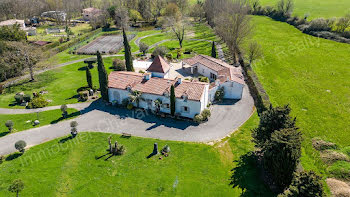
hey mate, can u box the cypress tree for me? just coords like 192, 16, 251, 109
263, 127, 302, 191
97, 51, 109, 102
123, 28, 134, 71
86, 66, 93, 89
211, 41, 217, 58
170, 85, 176, 116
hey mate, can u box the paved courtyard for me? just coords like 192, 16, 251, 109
0, 84, 254, 155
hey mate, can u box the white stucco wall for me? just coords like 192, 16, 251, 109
150, 70, 170, 79
194, 63, 218, 81
221, 81, 244, 100
108, 87, 205, 119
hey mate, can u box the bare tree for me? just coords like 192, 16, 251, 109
247, 41, 263, 64
214, 0, 252, 64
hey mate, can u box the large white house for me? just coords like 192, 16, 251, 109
108, 55, 244, 118
182, 55, 245, 100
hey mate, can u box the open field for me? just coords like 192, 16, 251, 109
0, 109, 79, 137
250, 16, 350, 173
0, 113, 272, 196
259, 0, 350, 19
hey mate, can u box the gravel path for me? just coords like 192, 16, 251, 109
0, 102, 91, 114
0, 85, 254, 155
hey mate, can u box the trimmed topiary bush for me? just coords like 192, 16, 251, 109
5, 120, 14, 132
15, 140, 26, 153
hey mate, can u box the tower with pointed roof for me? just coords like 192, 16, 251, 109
146, 56, 171, 78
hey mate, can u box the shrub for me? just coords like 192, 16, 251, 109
214, 87, 224, 102
280, 170, 324, 197
320, 150, 350, 164
14, 94, 23, 104
199, 76, 209, 83
162, 145, 171, 153
28, 96, 49, 109
23, 94, 32, 102
201, 109, 211, 120
116, 145, 125, 155
14, 140, 26, 153
0, 83, 3, 94
78, 91, 88, 101
5, 120, 14, 132
165, 53, 173, 61
112, 59, 126, 71
306, 18, 331, 32
312, 138, 338, 151
127, 103, 134, 110
194, 114, 203, 123
152, 46, 168, 58
342, 146, 350, 157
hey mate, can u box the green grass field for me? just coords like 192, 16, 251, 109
250, 16, 350, 173
259, 0, 350, 19
0, 113, 272, 196
0, 57, 120, 108
0, 109, 79, 137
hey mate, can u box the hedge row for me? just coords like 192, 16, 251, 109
242, 64, 271, 114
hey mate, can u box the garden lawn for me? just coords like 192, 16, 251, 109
251, 16, 350, 173
259, 0, 350, 19
0, 132, 237, 196
28, 24, 92, 42
0, 108, 79, 137
0, 57, 121, 108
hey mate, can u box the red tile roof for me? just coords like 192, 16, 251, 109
183, 55, 244, 84
146, 56, 170, 73
108, 72, 207, 101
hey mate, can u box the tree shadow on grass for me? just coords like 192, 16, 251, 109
51, 111, 81, 124
0, 131, 10, 137
6, 152, 23, 161
58, 136, 73, 144
230, 152, 276, 197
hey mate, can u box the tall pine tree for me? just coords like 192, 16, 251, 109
86, 66, 93, 89
123, 28, 134, 71
211, 41, 217, 58
170, 85, 176, 116
97, 51, 109, 102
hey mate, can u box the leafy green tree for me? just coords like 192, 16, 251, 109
123, 29, 134, 72
86, 66, 93, 89
8, 179, 24, 197
170, 85, 176, 116
279, 170, 324, 197
129, 9, 143, 24
97, 51, 109, 102
15, 140, 27, 153
263, 128, 302, 191
252, 105, 297, 148
0, 25, 26, 41
211, 41, 217, 58
139, 42, 149, 55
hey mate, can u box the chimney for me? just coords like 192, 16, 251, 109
177, 78, 183, 84
144, 73, 151, 81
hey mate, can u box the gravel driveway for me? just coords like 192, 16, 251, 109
0, 85, 254, 155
